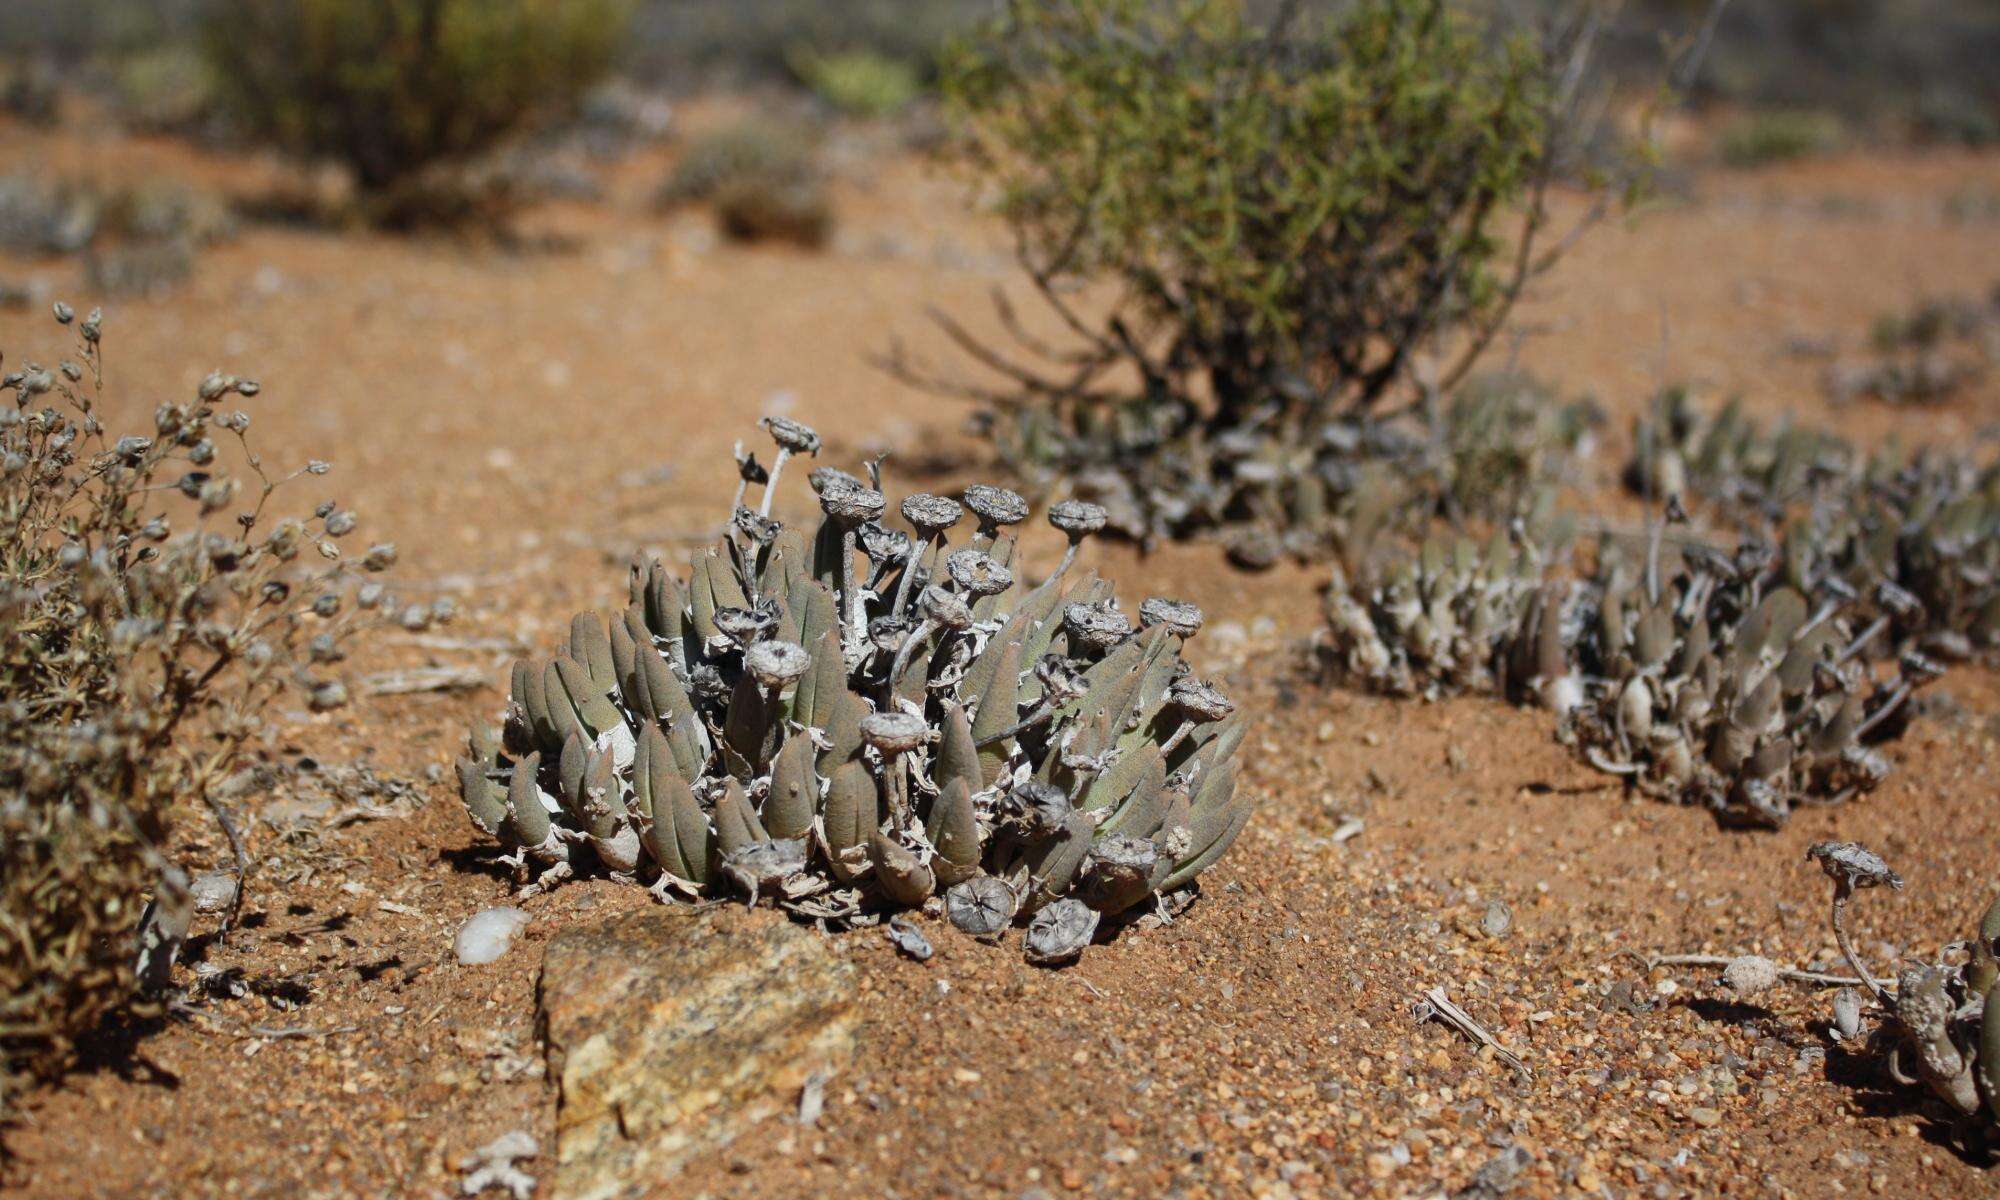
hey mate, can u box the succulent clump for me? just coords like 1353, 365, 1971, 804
1320, 530, 1545, 700
1625, 388, 2000, 664
1552, 542, 1933, 829
1321, 517, 1938, 826
459, 419, 1251, 962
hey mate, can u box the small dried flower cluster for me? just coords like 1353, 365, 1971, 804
459, 418, 1250, 963
1, 304, 393, 1109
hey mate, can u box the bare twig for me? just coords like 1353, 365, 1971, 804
1417, 986, 1531, 1079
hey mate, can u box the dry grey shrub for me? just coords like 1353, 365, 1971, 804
459, 418, 1251, 960
656, 117, 832, 248
0, 304, 402, 1113
1808, 842, 2000, 1142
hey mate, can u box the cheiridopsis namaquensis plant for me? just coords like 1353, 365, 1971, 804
1625, 388, 2000, 666
458, 417, 1251, 962
1559, 539, 1937, 829
1807, 842, 2000, 1137
1320, 530, 1544, 700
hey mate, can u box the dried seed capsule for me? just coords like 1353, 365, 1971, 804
761, 415, 821, 454
901, 493, 963, 534
944, 548, 1012, 597
963, 484, 1029, 533
1064, 601, 1132, 652
1048, 499, 1107, 539
1024, 898, 1099, 966
945, 876, 1017, 939
860, 710, 929, 755
1138, 597, 1203, 638
744, 640, 811, 690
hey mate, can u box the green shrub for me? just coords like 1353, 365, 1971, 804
0, 304, 403, 1111
111, 45, 215, 135
200, 0, 629, 225
906, 0, 1645, 555
789, 47, 924, 118
1718, 109, 1843, 167
658, 117, 831, 247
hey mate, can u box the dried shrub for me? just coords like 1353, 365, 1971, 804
657, 117, 832, 247
896, 0, 1677, 557
0, 305, 396, 1113
200, 0, 629, 227
459, 418, 1249, 961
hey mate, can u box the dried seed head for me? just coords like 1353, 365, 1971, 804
1024, 898, 1099, 966
1048, 499, 1107, 540
1064, 600, 1132, 651
744, 640, 812, 689
1139, 596, 1204, 637
963, 484, 1028, 530
733, 506, 780, 546
819, 478, 885, 525
946, 875, 1016, 939
917, 584, 972, 631
998, 780, 1071, 840
713, 605, 775, 646
809, 466, 862, 495
1807, 841, 1902, 893
945, 548, 1013, 597
857, 521, 910, 565
860, 709, 929, 755
868, 614, 912, 654
1167, 676, 1234, 722
761, 415, 822, 455
901, 493, 963, 534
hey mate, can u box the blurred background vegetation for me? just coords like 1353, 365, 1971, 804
3, 0, 1994, 146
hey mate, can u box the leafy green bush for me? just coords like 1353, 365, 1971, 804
200, 0, 629, 225
789, 47, 924, 118
0, 304, 403, 1111
1718, 109, 1844, 167
658, 117, 831, 247
901, 0, 1644, 556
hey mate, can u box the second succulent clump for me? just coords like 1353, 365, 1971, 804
458, 418, 1249, 962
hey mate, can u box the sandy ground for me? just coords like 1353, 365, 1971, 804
3, 107, 2000, 1199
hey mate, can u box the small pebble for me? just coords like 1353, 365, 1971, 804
454, 906, 531, 965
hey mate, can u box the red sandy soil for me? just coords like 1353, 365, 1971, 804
2, 106, 1999, 1199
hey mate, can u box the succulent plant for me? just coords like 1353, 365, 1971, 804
1626, 389, 2000, 665
1809, 842, 2000, 1139
1553, 534, 1937, 829
1320, 529, 1545, 700
458, 419, 1252, 960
